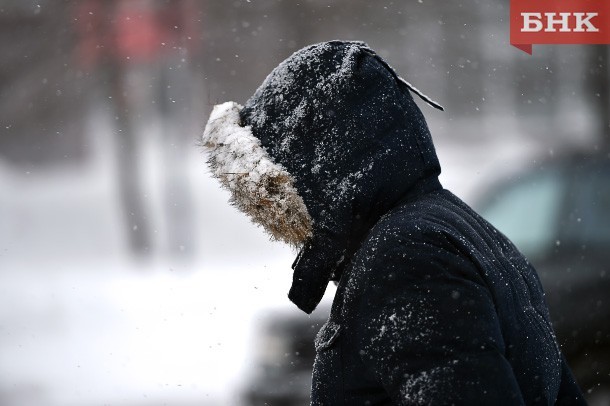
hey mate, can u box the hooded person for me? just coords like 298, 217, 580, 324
202, 41, 585, 405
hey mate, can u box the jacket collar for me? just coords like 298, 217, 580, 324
289, 175, 442, 314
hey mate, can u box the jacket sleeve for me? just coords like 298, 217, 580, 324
556, 354, 587, 405
356, 241, 525, 405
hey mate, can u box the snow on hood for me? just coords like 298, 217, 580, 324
202, 101, 313, 247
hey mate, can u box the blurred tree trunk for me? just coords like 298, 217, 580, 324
106, 62, 152, 256
99, 0, 152, 257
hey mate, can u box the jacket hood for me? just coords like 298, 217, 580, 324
203, 40, 443, 313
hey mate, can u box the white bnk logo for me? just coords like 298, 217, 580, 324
521, 12, 599, 32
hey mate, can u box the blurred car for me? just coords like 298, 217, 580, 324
475, 151, 610, 401
243, 151, 610, 405
243, 308, 329, 406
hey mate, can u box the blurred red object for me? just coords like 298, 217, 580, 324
73, 0, 199, 68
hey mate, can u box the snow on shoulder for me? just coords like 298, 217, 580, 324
202, 102, 313, 247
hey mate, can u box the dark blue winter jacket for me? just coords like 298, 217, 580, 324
223, 41, 585, 405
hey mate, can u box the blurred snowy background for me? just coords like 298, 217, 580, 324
0, 1, 608, 405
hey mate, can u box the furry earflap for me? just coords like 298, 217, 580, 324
202, 102, 313, 247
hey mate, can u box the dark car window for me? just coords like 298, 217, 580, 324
565, 164, 610, 247
479, 170, 564, 259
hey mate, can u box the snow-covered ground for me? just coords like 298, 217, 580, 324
0, 257, 337, 406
